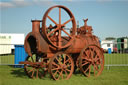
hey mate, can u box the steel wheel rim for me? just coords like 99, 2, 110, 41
49, 52, 74, 80
79, 45, 104, 77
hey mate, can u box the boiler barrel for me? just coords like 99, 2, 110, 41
65, 36, 100, 54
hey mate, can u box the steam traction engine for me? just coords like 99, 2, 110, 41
20, 5, 104, 80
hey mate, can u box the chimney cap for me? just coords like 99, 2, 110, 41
31, 20, 42, 22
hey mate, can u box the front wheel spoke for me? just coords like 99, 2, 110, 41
52, 62, 59, 67
38, 71, 43, 78
89, 64, 91, 77
36, 69, 39, 78
53, 70, 59, 77
57, 71, 61, 80
82, 62, 89, 66
55, 57, 62, 65
84, 64, 90, 74
31, 68, 35, 78
60, 71, 63, 79
83, 57, 91, 62
64, 70, 68, 77
52, 67, 61, 71
28, 68, 34, 73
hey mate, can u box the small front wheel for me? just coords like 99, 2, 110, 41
24, 54, 48, 79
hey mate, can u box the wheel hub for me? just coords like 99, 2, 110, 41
61, 64, 67, 69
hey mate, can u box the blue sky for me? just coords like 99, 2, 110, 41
0, 0, 128, 40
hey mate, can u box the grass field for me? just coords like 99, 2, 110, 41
0, 54, 128, 85
0, 66, 128, 85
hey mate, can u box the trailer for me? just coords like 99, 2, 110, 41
101, 40, 117, 53
0, 33, 24, 55
117, 37, 128, 53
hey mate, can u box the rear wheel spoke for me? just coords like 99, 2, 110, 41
88, 65, 91, 77
66, 69, 71, 72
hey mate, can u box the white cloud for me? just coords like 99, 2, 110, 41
0, 2, 14, 8
67, 0, 73, 2
0, 0, 29, 9
32, 0, 56, 6
97, 0, 112, 2
0, 0, 56, 9
12, 0, 31, 7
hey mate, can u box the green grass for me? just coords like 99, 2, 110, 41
0, 54, 128, 85
0, 66, 128, 85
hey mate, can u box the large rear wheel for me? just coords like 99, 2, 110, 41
79, 45, 104, 77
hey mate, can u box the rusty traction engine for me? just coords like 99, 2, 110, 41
20, 5, 104, 80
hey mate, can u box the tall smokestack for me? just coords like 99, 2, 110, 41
31, 20, 41, 33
